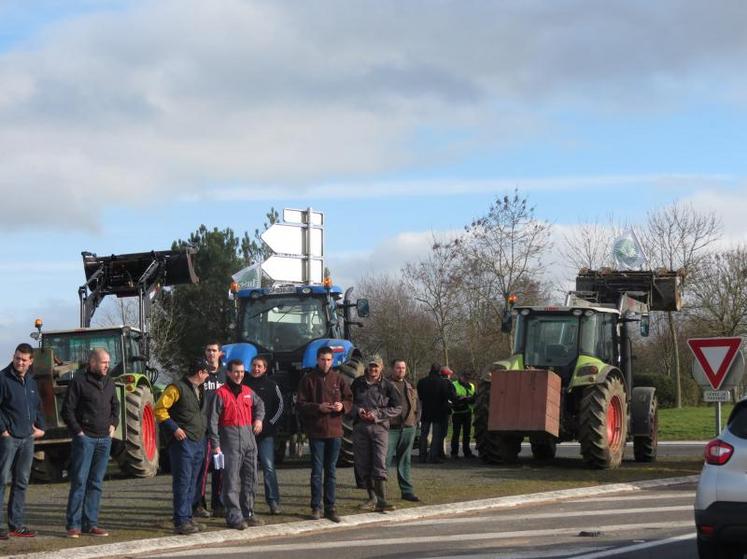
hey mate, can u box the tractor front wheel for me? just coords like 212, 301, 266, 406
116, 386, 159, 477
634, 394, 658, 463
578, 375, 627, 469
530, 434, 557, 461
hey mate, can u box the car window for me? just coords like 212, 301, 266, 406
728, 402, 747, 439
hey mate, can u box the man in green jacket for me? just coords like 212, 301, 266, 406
450, 370, 476, 458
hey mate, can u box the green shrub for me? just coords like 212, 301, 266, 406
634, 373, 676, 408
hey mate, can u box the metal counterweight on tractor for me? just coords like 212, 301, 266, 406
31, 249, 198, 481
474, 269, 682, 469
223, 283, 368, 464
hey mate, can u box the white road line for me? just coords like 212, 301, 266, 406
567, 492, 694, 503
405, 505, 692, 526
152, 521, 693, 557
569, 532, 695, 558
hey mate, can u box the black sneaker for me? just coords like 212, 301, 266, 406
174, 523, 199, 535
9, 527, 36, 538
311, 508, 322, 520
401, 493, 421, 502
245, 516, 265, 527
228, 520, 247, 530
269, 502, 282, 515
193, 505, 211, 518
324, 509, 341, 523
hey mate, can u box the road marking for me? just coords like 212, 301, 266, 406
151, 521, 693, 557
567, 492, 694, 503
569, 532, 695, 558
405, 505, 692, 526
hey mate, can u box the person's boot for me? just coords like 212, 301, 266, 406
374, 479, 395, 512
358, 480, 377, 511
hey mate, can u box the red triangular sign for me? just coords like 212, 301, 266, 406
687, 337, 743, 390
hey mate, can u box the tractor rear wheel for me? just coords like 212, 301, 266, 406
530, 434, 557, 461
578, 375, 627, 469
634, 394, 658, 462
117, 385, 159, 477
337, 356, 365, 467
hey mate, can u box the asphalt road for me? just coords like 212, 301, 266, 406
138, 482, 701, 559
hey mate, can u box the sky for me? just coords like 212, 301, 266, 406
1, 0, 747, 359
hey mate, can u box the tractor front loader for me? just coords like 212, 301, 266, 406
31, 249, 198, 481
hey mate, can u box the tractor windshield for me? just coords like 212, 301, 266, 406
42, 332, 124, 373
240, 295, 328, 352
516, 313, 580, 368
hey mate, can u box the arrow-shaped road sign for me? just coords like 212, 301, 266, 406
261, 224, 323, 257
687, 337, 743, 390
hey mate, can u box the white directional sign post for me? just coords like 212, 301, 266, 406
260, 208, 324, 284
687, 337, 745, 435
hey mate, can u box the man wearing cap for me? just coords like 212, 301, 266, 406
386, 359, 420, 503
155, 358, 211, 535
297, 346, 353, 522
450, 370, 476, 458
350, 354, 401, 512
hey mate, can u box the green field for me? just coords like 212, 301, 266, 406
659, 404, 733, 440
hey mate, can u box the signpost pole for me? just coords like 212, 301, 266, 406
716, 402, 722, 436
304, 207, 312, 285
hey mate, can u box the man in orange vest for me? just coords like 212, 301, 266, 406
208, 359, 265, 530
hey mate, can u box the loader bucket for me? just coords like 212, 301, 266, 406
82, 249, 198, 298
575, 269, 683, 312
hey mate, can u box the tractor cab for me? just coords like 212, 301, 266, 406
40, 326, 147, 381
512, 305, 620, 386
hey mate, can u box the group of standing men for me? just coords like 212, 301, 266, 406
155, 342, 284, 534
0, 341, 471, 538
417, 364, 476, 463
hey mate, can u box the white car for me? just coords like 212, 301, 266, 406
694, 400, 747, 559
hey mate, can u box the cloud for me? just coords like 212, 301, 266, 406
1, 1, 747, 230
0, 299, 78, 361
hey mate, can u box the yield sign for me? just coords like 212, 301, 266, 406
687, 337, 743, 390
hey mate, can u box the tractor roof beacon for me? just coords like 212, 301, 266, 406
31, 249, 198, 482
474, 269, 682, 469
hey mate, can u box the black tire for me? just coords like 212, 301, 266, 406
116, 385, 159, 477
697, 537, 742, 559
337, 357, 365, 466
30, 448, 69, 483
474, 379, 501, 463
497, 434, 523, 463
578, 375, 627, 469
633, 394, 658, 463
530, 434, 557, 461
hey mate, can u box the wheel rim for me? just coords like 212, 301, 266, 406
142, 403, 157, 461
606, 394, 623, 451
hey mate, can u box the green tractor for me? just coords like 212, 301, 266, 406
474, 269, 682, 469
30, 250, 197, 481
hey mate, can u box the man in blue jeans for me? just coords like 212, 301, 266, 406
0, 343, 46, 539
297, 346, 352, 522
61, 348, 119, 538
243, 356, 284, 514
155, 359, 211, 535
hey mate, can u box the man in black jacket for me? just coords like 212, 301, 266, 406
61, 348, 119, 538
416, 363, 452, 463
243, 356, 284, 515
0, 343, 46, 539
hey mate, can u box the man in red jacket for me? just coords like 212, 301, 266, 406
208, 359, 265, 530
296, 346, 353, 523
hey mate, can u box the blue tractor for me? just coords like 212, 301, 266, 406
223, 283, 369, 464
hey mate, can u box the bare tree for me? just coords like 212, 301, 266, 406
560, 215, 622, 271
458, 190, 552, 352
354, 273, 437, 379
641, 201, 721, 407
689, 247, 747, 337
402, 235, 463, 366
